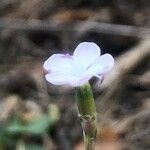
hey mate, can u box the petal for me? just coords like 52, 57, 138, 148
43, 54, 74, 73
45, 72, 75, 85
45, 71, 93, 87
73, 42, 101, 70
69, 73, 94, 87
86, 54, 114, 75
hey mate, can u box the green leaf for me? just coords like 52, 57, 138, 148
0, 129, 16, 149
25, 144, 43, 150
6, 115, 51, 135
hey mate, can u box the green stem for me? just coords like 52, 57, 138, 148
76, 83, 97, 150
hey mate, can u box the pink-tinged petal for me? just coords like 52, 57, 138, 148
73, 42, 101, 70
86, 54, 114, 75
43, 54, 74, 73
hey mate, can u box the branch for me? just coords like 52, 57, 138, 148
0, 18, 150, 38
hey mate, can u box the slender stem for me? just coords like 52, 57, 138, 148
76, 83, 97, 150
85, 136, 95, 150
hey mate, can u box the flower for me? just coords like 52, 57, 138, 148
43, 42, 114, 87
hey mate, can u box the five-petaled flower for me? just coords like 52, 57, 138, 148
43, 42, 114, 87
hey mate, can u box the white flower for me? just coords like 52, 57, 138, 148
43, 42, 114, 87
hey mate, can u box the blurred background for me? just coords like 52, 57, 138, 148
0, 0, 150, 150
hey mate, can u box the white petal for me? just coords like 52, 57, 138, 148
43, 54, 74, 73
73, 42, 101, 70
86, 54, 114, 75
45, 71, 93, 87
70, 73, 93, 87
45, 72, 75, 85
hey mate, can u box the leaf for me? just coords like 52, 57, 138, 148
6, 115, 51, 135
25, 144, 43, 150
0, 129, 16, 149
6, 104, 60, 136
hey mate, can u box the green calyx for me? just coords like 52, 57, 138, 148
76, 83, 96, 116
76, 82, 97, 150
